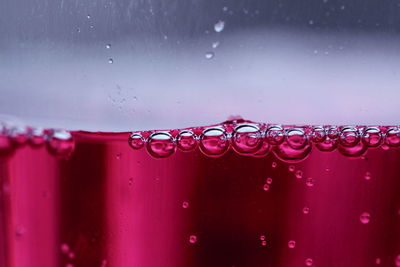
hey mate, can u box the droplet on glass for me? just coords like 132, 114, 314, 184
189, 235, 197, 244
305, 258, 313, 266
205, 51, 215, 59
288, 240, 296, 248
360, 212, 371, 224
214, 20, 225, 32
182, 201, 189, 208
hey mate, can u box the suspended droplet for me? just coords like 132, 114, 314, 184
182, 201, 189, 208
177, 130, 197, 152
360, 212, 371, 224
214, 20, 225, 32
288, 240, 296, 248
205, 51, 215, 59
129, 133, 145, 149
189, 235, 197, 244
305, 258, 313, 266
146, 132, 176, 158
199, 127, 229, 157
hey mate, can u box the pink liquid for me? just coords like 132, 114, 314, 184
1, 120, 400, 267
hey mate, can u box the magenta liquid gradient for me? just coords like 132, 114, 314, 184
0, 121, 400, 267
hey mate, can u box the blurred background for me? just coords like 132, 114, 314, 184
1, 0, 400, 131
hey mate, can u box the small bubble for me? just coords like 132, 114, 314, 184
205, 51, 215, 59
189, 235, 197, 244
61, 243, 70, 254
15, 225, 26, 237
266, 177, 273, 184
305, 258, 313, 266
272, 162, 277, 168
68, 252, 75, 259
325, 168, 331, 172
288, 240, 296, 248
214, 20, 225, 32
222, 6, 228, 12
66, 264, 74, 267
101, 259, 107, 267
364, 171, 372, 180
182, 201, 189, 208
375, 258, 381, 264
260, 235, 266, 241
302, 207, 310, 214
340, 5, 345, 10
395, 255, 400, 267
129, 133, 145, 149
212, 41, 220, 49
295, 170, 303, 179
87, 14, 91, 19
76, 28, 81, 33
90, 25, 94, 29
261, 240, 267, 246
306, 178, 314, 187
108, 58, 114, 64
360, 212, 371, 224
105, 44, 111, 49
308, 20, 314, 25
288, 165, 295, 172
128, 178, 133, 186
263, 184, 270, 191
116, 153, 121, 160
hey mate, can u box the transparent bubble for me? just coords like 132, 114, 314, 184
265, 125, 285, 145
212, 41, 220, 49
272, 162, 277, 168
61, 243, 70, 254
87, 14, 91, 19
199, 127, 229, 157
305, 258, 313, 266
386, 127, 400, 147
302, 207, 310, 214
261, 240, 267, 246
316, 128, 338, 151
311, 126, 326, 143
339, 127, 360, 147
288, 240, 296, 248
177, 130, 197, 152
189, 235, 197, 244
47, 130, 75, 158
375, 258, 381, 264
362, 127, 382, 147
108, 58, 114, 64
182, 201, 189, 208
266, 177, 273, 184
286, 128, 307, 149
288, 165, 295, 172
260, 235, 266, 241
306, 178, 314, 187
295, 170, 303, 179
205, 51, 215, 59
263, 184, 270, 191
28, 127, 45, 147
105, 44, 111, 49
146, 132, 176, 158
214, 20, 225, 32
129, 133, 145, 149
252, 140, 271, 158
68, 252, 75, 259
9, 126, 28, 145
364, 171, 372, 180
360, 212, 371, 224
273, 141, 311, 162
395, 255, 400, 267
232, 124, 263, 155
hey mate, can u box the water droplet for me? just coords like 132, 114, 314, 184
214, 20, 225, 32
305, 258, 313, 266
266, 177, 273, 184
263, 184, 270, 191
288, 165, 295, 172
47, 130, 75, 158
182, 201, 189, 208
212, 41, 220, 48
295, 170, 303, 179
146, 132, 176, 158
364, 171, 372, 180
288, 240, 296, 248
303, 207, 310, 214
105, 44, 111, 49
199, 127, 229, 157
232, 124, 263, 155
61, 243, 70, 254
362, 127, 382, 147
272, 162, 277, 168
205, 51, 215, 59
360, 212, 371, 224
177, 130, 197, 151
306, 177, 314, 187
375, 258, 381, 264
108, 58, 114, 64
189, 235, 197, 244
129, 133, 145, 149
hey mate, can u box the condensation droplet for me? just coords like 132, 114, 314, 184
305, 258, 313, 266
108, 58, 114, 64
263, 184, 270, 191
105, 44, 111, 49
214, 20, 225, 32
360, 212, 371, 224
189, 235, 197, 244
364, 171, 372, 180
288, 165, 295, 172
182, 201, 189, 208
271, 162, 277, 168
288, 240, 296, 248
295, 170, 303, 179
306, 178, 315, 187
205, 51, 215, 59
303, 207, 310, 214
266, 177, 273, 184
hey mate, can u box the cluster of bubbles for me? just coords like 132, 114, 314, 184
0, 123, 75, 158
128, 120, 400, 160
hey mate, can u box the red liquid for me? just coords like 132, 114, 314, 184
0, 121, 400, 267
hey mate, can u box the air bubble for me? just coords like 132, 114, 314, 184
263, 184, 270, 191
260, 235, 266, 241
266, 177, 273, 184
232, 124, 263, 155
339, 127, 360, 147
9, 126, 28, 145
61, 243, 70, 254
295, 170, 303, 179
364, 171, 372, 180
375, 258, 381, 264
265, 125, 285, 145
362, 127, 382, 147
199, 127, 229, 157
68, 252, 75, 259
189, 235, 197, 244
177, 130, 197, 152
271, 162, 277, 168
288, 240, 296, 248
305, 258, 313, 266
146, 132, 176, 158
212, 41, 220, 48
182, 201, 189, 208
288, 165, 295, 172
286, 128, 307, 149
108, 58, 114, 64
360, 212, 370, 224
316, 127, 339, 151
129, 133, 145, 149
214, 20, 225, 32
306, 178, 314, 187
385, 127, 400, 147
87, 14, 91, 19
28, 128, 45, 147
47, 130, 75, 158
311, 126, 326, 143
105, 44, 111, 49
302, 207, 310, 214
205, 52, 215, 59
273, 141, 311, 162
